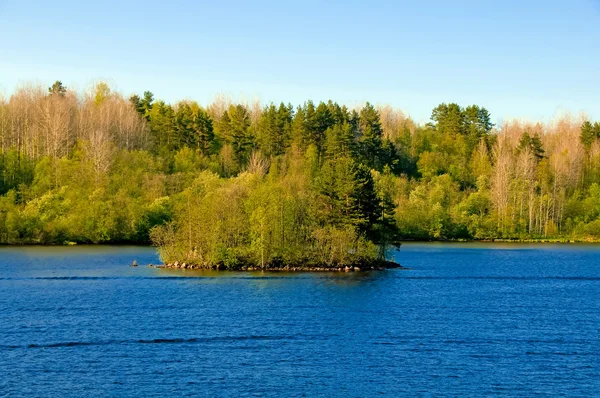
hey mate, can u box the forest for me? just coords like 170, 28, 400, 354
1, 81, 600, 267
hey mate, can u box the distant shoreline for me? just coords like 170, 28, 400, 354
399, 238, 600, 244
3, 238, 600, 247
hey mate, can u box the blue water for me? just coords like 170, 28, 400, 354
1, 243, 599, 397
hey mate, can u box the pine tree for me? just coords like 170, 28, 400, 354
291, 105, 307, 148
518, 132, 544, 161
581, 121, 596, 151
148, 101, 176, 153
463, 105, 493, 154
311, 102, 333, 154
192, 105, 214, 155
48, 81, 67, 97
358, 102, 383, 169
431, 103, 464, 136
221, 105, 253, 166
257, 104, 278, 156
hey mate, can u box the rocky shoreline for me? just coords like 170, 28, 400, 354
153, 260, 402, 272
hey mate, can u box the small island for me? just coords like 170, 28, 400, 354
160, 258, 402, 272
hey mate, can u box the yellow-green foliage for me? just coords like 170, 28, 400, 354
4, 82, 600, 257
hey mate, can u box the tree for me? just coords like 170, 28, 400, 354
324, 123, 355, 160
173, 102, 214, 153
358, 102, 383, 169
256, 103, 285, 156
463, 105, 493, 152
93, 82, 111, 106
431, 103, 464, 136
130, 91, 154, 121
148, 100, 176, 153
518, 132, 545, 161
48, 81, 67, 97
219, 104, 253, 166
306, 102, 333, 154
581, 121, 596, 151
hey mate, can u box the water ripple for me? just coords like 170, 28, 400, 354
1, 334, 326, 350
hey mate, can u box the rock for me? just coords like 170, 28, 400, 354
344, 266, 351, 272
173, 261, 180, 268
354, 267, 361, 271
131, 260, 138, 267
148, 264, 153, 268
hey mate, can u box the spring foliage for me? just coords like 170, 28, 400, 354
1, 81, 600, 266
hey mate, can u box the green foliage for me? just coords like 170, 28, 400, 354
48, 81, 67, 97
357, 102, 383, 169
518, 132, 545, 161
174, 102, 214, 154
5, 84, 600, 264
94, 82, 111, 105
580, 121, 600, 151
256, 103, 292, 156
216, 105, 253, 166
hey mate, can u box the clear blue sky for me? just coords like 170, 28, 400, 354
1, 0, 599, 123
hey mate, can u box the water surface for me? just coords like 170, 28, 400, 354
1, 243, 599, 396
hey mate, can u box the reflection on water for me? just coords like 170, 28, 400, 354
157, 266, 389, 286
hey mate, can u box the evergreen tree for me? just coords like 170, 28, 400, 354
220, 105, 253, 166
311, 102, 334, 153
431, 103, 465, 136
192, 105, 215, 155
358, 102, 383, 169
581, 121, 596, 150
257, 104, 279, 156
324, 123, 355, 160
130, 91, 154, 121
148, 101, 176, 153
519, 132, 545, 161
352, 163, 382, 238
48, 81, 67, 97
463, 105, 493, 153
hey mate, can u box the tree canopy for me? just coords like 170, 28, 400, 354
1, 81, 599, 267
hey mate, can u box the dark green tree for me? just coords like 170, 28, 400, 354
130, 91, 154, 121
581, 121, 600, 151
358, 102, 383, 169
518, 132, 545, 161
431, 103, 465, 136
219, 105, 253, 165
48, 81, 67, 97
463, 105, 493, 153
148, 100, 176, 153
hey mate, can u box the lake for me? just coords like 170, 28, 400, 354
1, 243, 599, 396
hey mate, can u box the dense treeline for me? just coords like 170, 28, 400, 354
1, 81, 600, 266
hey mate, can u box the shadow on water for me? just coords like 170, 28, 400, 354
155, 267, 394, 286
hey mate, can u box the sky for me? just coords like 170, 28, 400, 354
0, 0, 599, 124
